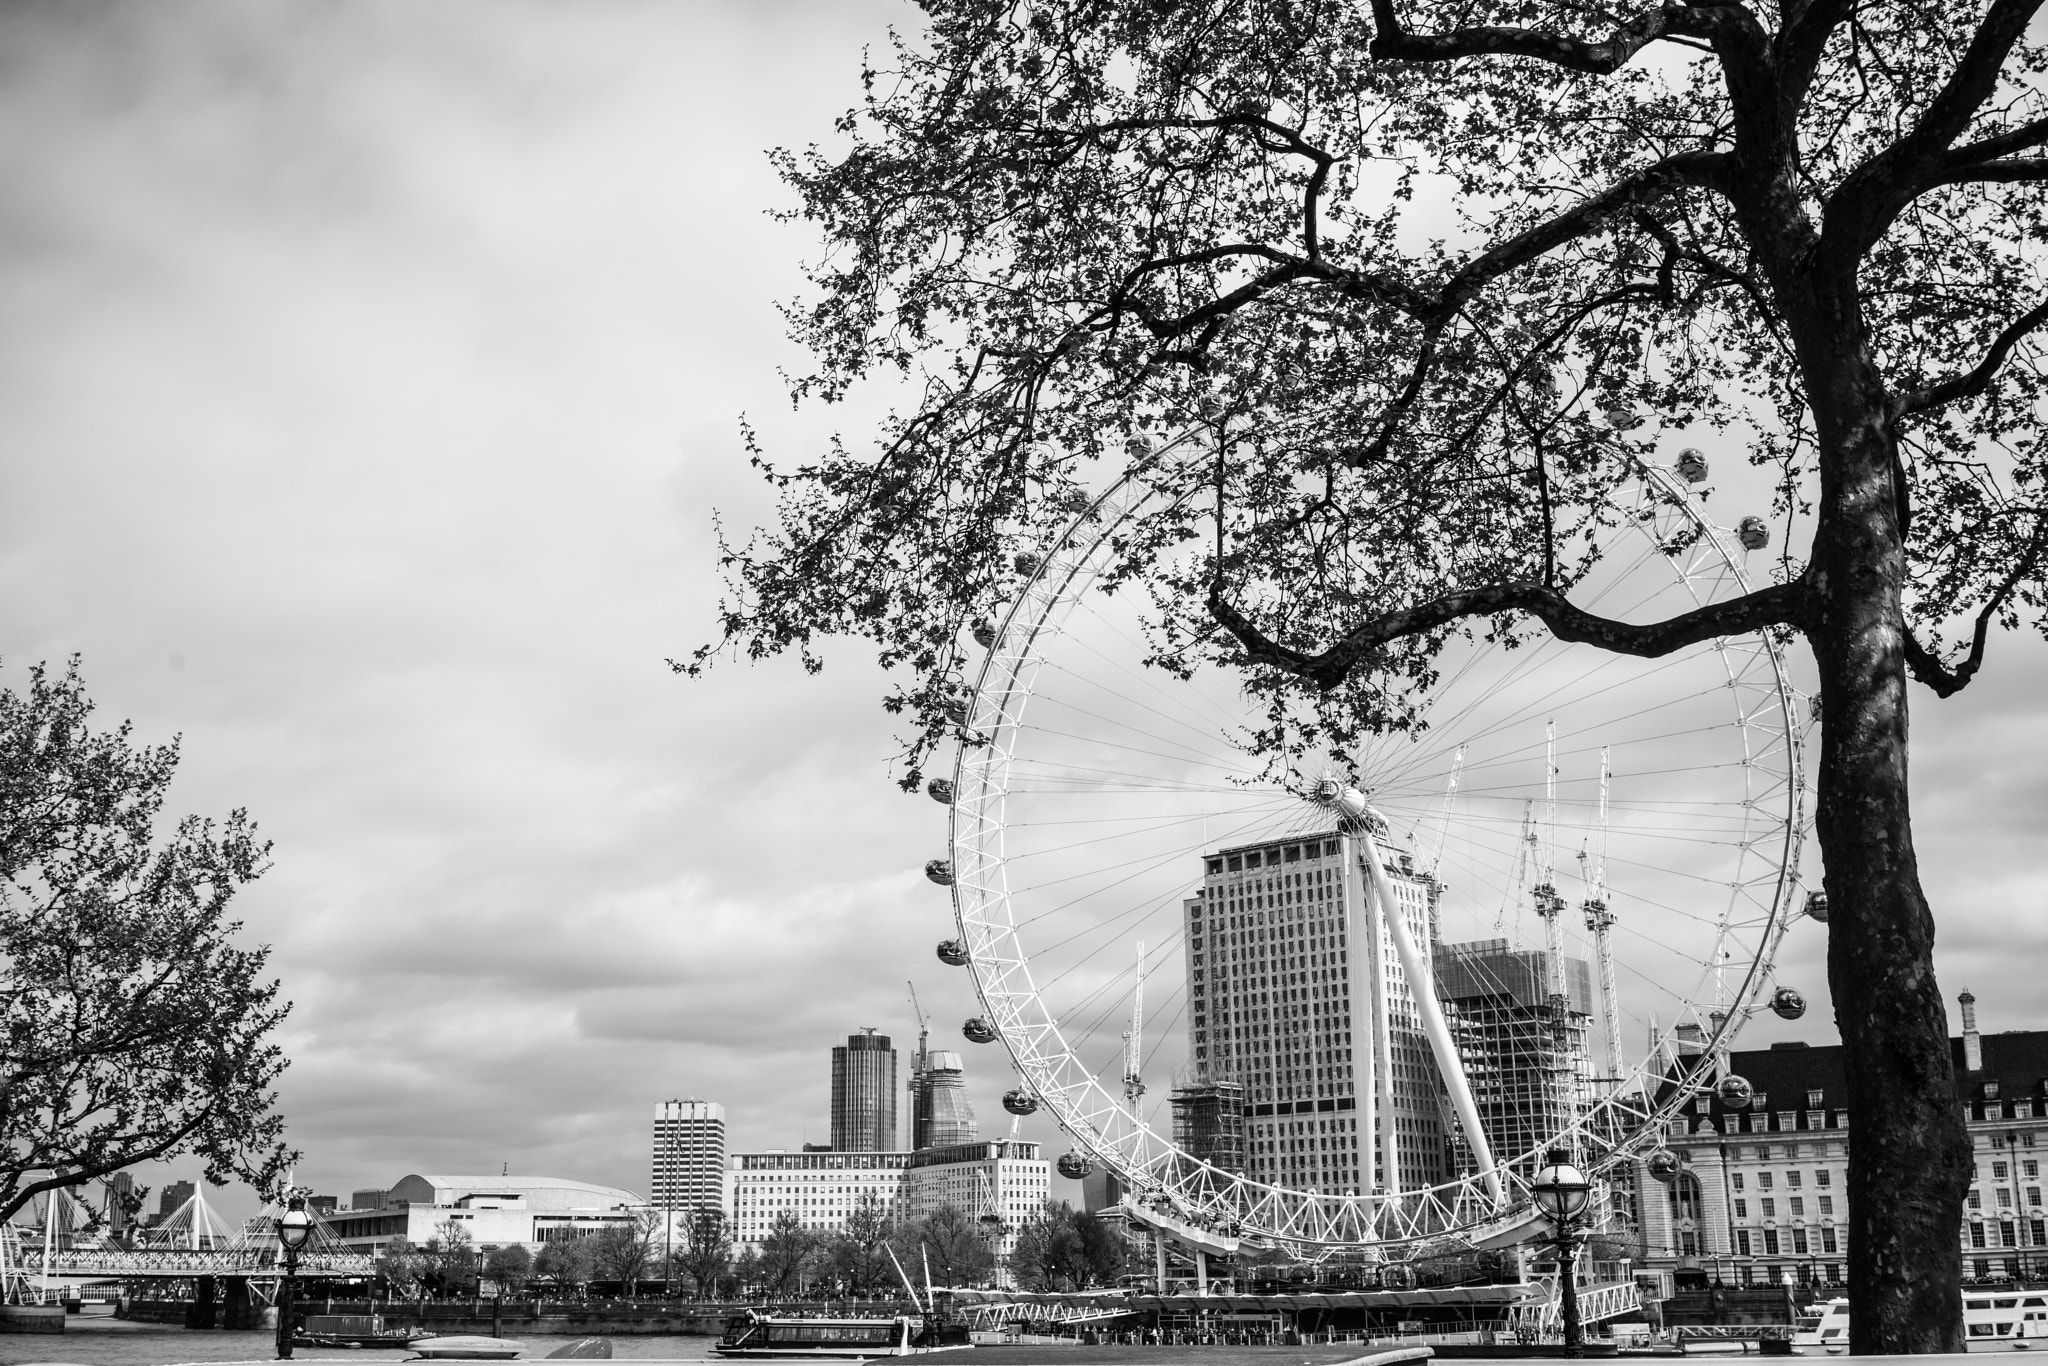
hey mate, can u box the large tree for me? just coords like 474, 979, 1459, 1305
697, 0, 2048, 1351
674, 1206, 736, 1299
0, 658, 292, 1225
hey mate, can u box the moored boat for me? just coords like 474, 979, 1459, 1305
713, 1309, 971, 1357
409, 1334, 527, 1360
295, 1312, 432, 1349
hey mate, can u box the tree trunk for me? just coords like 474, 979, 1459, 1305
1808, 380, 1971, 1354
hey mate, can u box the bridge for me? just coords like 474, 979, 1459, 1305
4, 1185, 375, 1302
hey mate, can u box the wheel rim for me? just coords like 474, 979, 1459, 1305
943, 444, 1807, 1253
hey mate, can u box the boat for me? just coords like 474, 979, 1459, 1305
1790, 1291, 2048, 1352
294, 1312, 433, 1349
713, 1310, 972, 1358
408, 1334, 527, 1360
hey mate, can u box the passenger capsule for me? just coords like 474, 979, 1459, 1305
943, 698, 970, 725
925, 859, 955, 887
1057, 1150, 1093, 1180
1805, 890, 1830, 923
1737, 516, 1770, 551
1002, 1088, 1040, 1116
1771, 987, 1808, 1020
936, 938, 969, 967
971, 619, 996, 649
1604, 403, 1645, 431
1013, 552, 1042, 577
926, 778, 955, 805
1646, 1149, 1683, 1183
963, 1017, 998, 1045
1717, 1074, 1755, 1109
1675, 449, 1709, 483
1125, 434, 1157, 460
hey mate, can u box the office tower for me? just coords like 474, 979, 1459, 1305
652, 1099, 728, 1211
1183, 829, 1448, 1196
1433, 937, 1594, 1177
831, 1029, 898, 1152
103, 1172, 135, 1235
914, 1049, 979, 1150
159, 1179, 196, 1219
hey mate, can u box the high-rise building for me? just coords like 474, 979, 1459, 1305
159, 1180, 196, 1219
652, 1099, 727, 1212
914, 1050, 979, 1150
1183, 830, 1448, 1195
102, 1172, 136, 1235
831, 1030, 897, 1152
1434, 937, 1595, 1177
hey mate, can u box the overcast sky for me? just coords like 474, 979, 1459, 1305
2, 0, 2043, 1224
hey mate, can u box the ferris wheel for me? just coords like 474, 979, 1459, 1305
925, 433, 1812, 1255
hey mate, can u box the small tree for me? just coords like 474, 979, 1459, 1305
0, 659, 293, 1223
732, 1246, 763, 1298
422, 1220, 479, 1297
825, 1193, 902, 1296
534, 1238, 593, 1293
894, 1205, 995, 1289
673, 1207, 734, 1300
378, 1236, 422, 1299
589, 1209, 663, 1292
756, 1209, 819, 1297
484, 1243, 533, 1297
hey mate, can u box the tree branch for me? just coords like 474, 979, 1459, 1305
1828, 0, 2046, 250
1896, 299, 2048, 416
1207, 575, 1810, 692
1369, 0, 1699, 74
1928, 157, 2048, 186
1902, 515, 2048, 697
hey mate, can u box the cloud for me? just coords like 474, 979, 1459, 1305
1, 0, 2042, 1228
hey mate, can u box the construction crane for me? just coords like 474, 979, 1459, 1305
1579, 748, 1625, 1088
1532, 723, 1567, 994
1122, 941, 1146, 1111
906, 981, 931, 1151
1499, 799, 1538, 939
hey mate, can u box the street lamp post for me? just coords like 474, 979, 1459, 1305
274, 1194, 312, 1361
1529, 1148, 1594, 1360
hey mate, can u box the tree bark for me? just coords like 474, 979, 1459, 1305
1807, 360, 1971, 1354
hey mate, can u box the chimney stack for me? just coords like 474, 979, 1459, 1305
1960, 988, 1983, 1073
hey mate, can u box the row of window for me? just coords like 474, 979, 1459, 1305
1732, 1196, 1835, 1218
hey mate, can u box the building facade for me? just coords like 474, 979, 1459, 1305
652, 1099, 728, 1212
724, 1139, 1051, 1286
324, 1174, 645, 1258
1634, 1000, 2048, 1291
1182, 830, 1453, 1195
726, 1150, 912, 1252
831, 1030, 898, 1153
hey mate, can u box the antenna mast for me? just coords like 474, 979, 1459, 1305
1122, 941, 1147, 1110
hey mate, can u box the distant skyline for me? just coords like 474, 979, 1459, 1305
3, 0, 2044, 1225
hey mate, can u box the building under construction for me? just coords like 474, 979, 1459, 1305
1169, 1075, 1247, 1173
1433, 937, 1594, 1177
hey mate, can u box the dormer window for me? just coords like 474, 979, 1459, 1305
1985, 1080, 2002, 1100
1807, 1089, 1824, 1107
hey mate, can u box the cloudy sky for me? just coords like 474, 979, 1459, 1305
2, 0, 2043, 1223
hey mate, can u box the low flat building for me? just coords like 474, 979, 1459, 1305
324, 1174, 645, 1257
727, 1150, 912, 1252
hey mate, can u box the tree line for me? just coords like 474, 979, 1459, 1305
369, 1198, 1131, 1299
